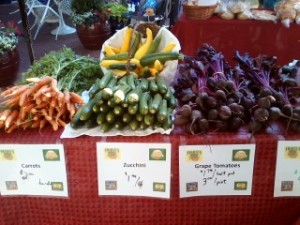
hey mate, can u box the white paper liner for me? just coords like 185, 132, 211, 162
60, 124, 172, 138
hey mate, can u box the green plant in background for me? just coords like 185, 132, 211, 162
0, 20, 21, 58
70, 0, 108, 26
106, 2, 128, 18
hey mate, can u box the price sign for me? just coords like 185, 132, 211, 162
179, 144, 256, 197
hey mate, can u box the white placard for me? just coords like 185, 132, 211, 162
179, 144, 256, 197
274, 140, 300, 197
0, 144, 68, 197
97, 142, 171, 199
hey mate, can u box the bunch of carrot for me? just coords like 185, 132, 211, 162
0, 76, 85, 133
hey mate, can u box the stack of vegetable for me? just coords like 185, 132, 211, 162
21, 47, 103, 94
70, 71, 177, 133
0, 76, 85, 133
172, 43, 300, 134
100, 26, 182, 78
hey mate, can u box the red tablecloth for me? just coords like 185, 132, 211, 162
0, 129, 300, 225
172, 14, 300, 66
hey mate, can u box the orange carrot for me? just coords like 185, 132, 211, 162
19, 88, 33, 107
68, 102, 76, 119
35, 101, 48, 109
5, 123, 18, 133
39, 118, 48, 130
5, 110, 19, 129
0, 86, 20, 97
41, 108, 52, 121
55, 105, 67, 120
20, 120, 32, 130
70, 92, 85, 104
57, 118, 67, 127
31, 120, 40, 129
50, 96, 57, 108
50, 78, 59, 93
26, 77, 40, 83
48, 119, 59, 131
48, 105, 55, 118
64, 91, 71, 110
0, 109, 12, 121
57, 91, 65, 107
33, 85, 50, 100
4, 85, 30, 98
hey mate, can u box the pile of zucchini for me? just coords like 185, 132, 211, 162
70, 71, 177, 133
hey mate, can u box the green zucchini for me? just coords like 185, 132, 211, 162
139, 92, 150, 115
106, 111, 116, 124
113, 105, 124, 116
113, 84, 132, 103
98, 71, 113, 89
162, 108, 173, 130
92, 103, 101, 113
144, 114, 155, 126
127, 72, 137, 90
139, 78, 149, 91
149, 93, 162, 114
140, 66, 151, 78
155, 76, 168, 95
168, 92, 177, 109
135, 113, 144, 122
106, 76, 118, 89
103, 52, 129, 60
101, 87, 115, 100
129, 32, 142, 58
129, 120, 139, 131
149, 79, 159, 93
140, 52, 184, 67
84, 114, 98, 128
99, 104, 110, 113
128, 87, 143, 105
146, 34, 161, 54
89, 79, 101, 98
128, 103, 138, 115
96, 112, 106, 125
79, 99, 98, 121
109, 63, 137, 71
70, 107, 85, 129
101, 121, 113, 133
156, 99, 168, 122
114, 121, 126, 130
122, 112, 133, 123
117, 76, 128, 86
107, 98, 117, 108
139, 121, 149, 130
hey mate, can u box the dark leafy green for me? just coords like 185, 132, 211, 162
20, 47, 103, 94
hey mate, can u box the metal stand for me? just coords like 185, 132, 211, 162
17, 0, 35, 64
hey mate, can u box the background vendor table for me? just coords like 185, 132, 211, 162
0, 129, 300, 225
172, 14, 300, 66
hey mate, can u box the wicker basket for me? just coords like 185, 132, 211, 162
182, 3, 217, 20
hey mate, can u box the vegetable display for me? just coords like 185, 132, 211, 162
20, 47, 103, 94
70, 71, 176, 132
0, 76, 85, 133
172, 43, 300, 134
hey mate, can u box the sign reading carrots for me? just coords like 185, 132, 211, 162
0, 144, 68, 197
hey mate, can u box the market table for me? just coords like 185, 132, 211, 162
0, 128, 300, 225
171, 14, 300, 66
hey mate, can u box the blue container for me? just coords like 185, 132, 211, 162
263, 0, 281, 9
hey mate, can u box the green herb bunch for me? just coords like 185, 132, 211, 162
21, 47, 103, 94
